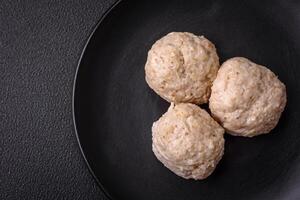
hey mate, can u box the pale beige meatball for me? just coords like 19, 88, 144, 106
152, 103, 225, 180
209, 57, 287, 137
145, 32, 220, 104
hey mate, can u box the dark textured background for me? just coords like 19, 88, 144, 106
0, 0, 115, 199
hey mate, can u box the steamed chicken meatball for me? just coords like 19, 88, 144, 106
145, 32, 220, 104
152, 103, 225, 180
209, 57, 287, 137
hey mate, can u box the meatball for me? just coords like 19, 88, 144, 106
209, 57, 287, 137
145, 32, 220, 104
152, 103, 225, 180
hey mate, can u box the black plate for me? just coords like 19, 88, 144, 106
73, 0, 300, 199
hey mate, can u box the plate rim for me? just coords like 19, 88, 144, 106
72, 1, 122, 199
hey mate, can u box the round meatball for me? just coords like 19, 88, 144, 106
152, 103, 225, 180
145, 32, 220, 104
209, 57, 287, 137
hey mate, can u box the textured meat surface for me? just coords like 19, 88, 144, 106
209, 57, 287, 137
145, 32, 219, 104
152, 103, 225, 180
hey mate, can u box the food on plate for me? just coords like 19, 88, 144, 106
209, 57, 287, 137
145, 32, 219, 104
152, 103, 225, 180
